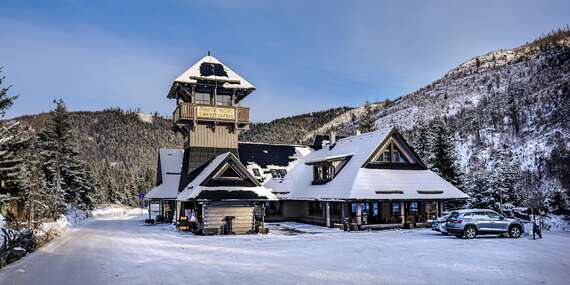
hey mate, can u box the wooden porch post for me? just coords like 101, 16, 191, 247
400, 201, 405, 226
341, 202, 346, 223
356, 203, 362, 226
325, 202, 331, 227
435, 200, 440, 216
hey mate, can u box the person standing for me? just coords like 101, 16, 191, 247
531, 208, 542, 239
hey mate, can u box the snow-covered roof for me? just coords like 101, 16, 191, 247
266, 127, 468, 201
177, 152, 277, 201
173, 55, 255, 90
146, 149, 184, 200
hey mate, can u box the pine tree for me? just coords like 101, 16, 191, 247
37, 100, 96, 219
0, 70, 28, 217
358, 101, 376, 133
547, 189, 568, 215
488, 145, 523, 213
430, 117, 461, 187
464, 155, 490, 208
0, 67, 17, 117
412, 119, 433, 167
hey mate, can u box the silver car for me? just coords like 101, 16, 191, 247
445, 209, 525, 239
431, 212, 450, 234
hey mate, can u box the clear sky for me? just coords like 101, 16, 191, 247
0, 1, 569, 122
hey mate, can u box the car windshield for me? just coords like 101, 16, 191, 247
449, 212, 460, 219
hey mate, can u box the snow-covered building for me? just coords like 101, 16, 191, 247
149, 52, 467, 234
145, 149, 183, 223
266, 127, 468, 229
163, 52, 277, 235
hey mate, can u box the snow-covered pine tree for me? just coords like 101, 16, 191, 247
464, 155, 490, 208
412, 119, 433, 167
358, 101, 376, 133
36, 100, 96, 218
488, 144, 523, 213
0, 70, 29, 216
0, 67, 17, 117
430, 117, 462, 187
547, 188, 568, 215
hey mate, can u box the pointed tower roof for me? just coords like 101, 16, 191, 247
168, 54, 255, 99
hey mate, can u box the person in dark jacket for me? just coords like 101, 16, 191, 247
530, 209, 542, 239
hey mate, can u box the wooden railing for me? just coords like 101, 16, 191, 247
172, 102, 249, 125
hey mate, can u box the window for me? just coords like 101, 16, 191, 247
309, 201, 323, 216
376, 141, 409, 164
392, 202, 401, 215
195, 92, 211, 105
312, 162, 336, 184
271, 169, 287, 179
331, 203, 342, 216
392, 149, 406, 163
410, 201, 418, 213
216, 94, 232, 106
486, 211, 502, 220
378, 149, 391, 162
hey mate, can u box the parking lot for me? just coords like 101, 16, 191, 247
1, 217, 569, 285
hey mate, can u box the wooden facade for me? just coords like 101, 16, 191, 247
166, 54, 274, 235
202, 202, 255, 235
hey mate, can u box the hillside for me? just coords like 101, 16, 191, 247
236, 30, 570, 202
16, 109, 184, 205
239, 106, 354, 144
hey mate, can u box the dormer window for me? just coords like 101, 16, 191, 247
195, 92, 212, 105
310, 156, 351, 185
376, 141, 409, 164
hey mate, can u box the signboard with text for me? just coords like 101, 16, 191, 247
196, 106, 235, 120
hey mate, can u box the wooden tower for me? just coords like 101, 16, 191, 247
167, 53, 255, 188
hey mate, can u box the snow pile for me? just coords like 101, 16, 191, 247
543, 215, 570, 231
65, 205, 90, 227
92, 205, 146, 219
35, 215, 70, 241
137, 112, 154, 124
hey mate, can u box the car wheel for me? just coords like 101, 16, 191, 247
509, 226, 522, 238
464, 226, 477, 239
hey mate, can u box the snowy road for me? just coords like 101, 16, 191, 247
1, 215, 569, 285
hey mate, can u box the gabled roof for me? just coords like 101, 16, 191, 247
177, 152, 277, 201
146, 149, 184, 200
169, 55, 255, 94
238, 142, 311, 168
266, 127, 468, 201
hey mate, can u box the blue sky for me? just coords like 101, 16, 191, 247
0, 1, 569, 122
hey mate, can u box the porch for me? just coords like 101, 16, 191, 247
277, 200, 446, 230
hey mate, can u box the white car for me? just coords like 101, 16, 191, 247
431, 212, 450, 235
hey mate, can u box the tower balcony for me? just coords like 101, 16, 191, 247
173, 102, 250, 126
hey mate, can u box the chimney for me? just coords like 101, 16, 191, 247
329, 131, 336, 146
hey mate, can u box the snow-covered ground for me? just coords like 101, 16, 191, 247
1, 214, 569, 285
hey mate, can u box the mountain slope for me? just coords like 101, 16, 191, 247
239, 30, 570, 198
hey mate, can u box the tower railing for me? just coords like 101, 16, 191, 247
172, 102, 249, 125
